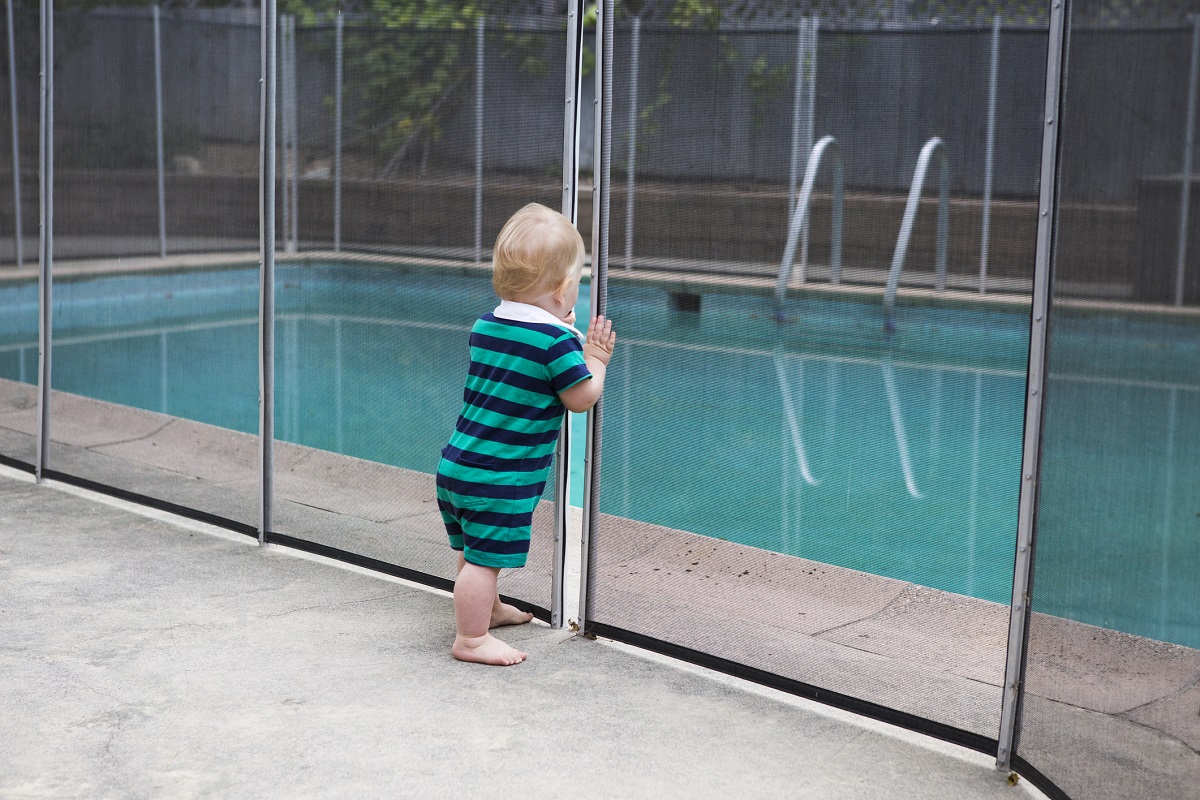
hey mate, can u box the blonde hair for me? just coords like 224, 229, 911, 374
492, 203, 584, 301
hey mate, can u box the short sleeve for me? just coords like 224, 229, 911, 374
545, 333, 591, 394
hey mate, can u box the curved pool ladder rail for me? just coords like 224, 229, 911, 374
775, 136, 844, 305
883, 137, 949, 327
881, 357, 925, 499
773, 352, 821, 487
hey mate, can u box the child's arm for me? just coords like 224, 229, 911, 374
559, 315, 616, 413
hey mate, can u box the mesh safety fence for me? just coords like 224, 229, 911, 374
38, 9, 260, 530
1013, 20, 1200, 800
5, 6, 1200, 798
271, 16, 568, 612
587, 17, 1045, 741
0, 2, 38, 469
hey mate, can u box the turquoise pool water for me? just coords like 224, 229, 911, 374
0, 263, 1196, 647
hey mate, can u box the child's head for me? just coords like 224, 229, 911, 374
492, 203, 584, 302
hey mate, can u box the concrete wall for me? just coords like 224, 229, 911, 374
0, 168, 1146, 298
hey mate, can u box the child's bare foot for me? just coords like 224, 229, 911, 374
453, 633, 527, 666
491, 601, 534, 628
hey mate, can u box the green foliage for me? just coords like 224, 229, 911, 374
282, 0, 554, 178
664, 0, 724, 29
745, 55, 789, 132
281, 1, 480, 177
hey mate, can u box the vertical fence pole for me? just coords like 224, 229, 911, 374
788, 22, 805, 218
1175, 15, 1200, 308
6, 0, 22, 268
334, 317, 343, 453
579, 0, 612, 632
474, 16, 484, 265
153, 4, 167, 258
787, 19, 817, 273
159, 331, 168, 413
981, 14, 1000, 294
278, 14, 297, 256
259, 0, 278, 544
551, 0, 585, 630
996, 0, 1069, 773
34, 0, 51, 481
623, 17, 640, 271
333, 10, 342, 253
288, 15, 299, 254
278, 14, 289, 259
1158, 388, 1177, 640
788, 20, 817, 216
801, 18, 818, 272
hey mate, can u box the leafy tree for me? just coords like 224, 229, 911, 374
277, 1, 568, 179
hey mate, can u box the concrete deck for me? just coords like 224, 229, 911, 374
0, 467, 1043, 800
3, 380, 1200, 799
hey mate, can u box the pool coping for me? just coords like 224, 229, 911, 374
2, 247, 1199, 323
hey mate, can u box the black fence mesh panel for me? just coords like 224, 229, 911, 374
617, 0, 1195, 29
0, 3, 38, 469
589, 17, 1046, 740
158, 12, 260, 255
1015, 20, 1200, 800
272, 16, 568, 612
48, 10, 259, 259
43, 10, 259, 529
611, 24, 1049, 293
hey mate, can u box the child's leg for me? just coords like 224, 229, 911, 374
453, 560, 527, 666
456, 554, 534, 628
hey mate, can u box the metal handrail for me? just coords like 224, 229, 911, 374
881, 358, 924, 499
883, 137, 949, 326
775, 135, 844, 303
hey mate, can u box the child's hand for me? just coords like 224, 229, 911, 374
583, 315, 616, 365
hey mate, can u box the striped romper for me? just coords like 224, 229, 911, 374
436, 307, 591, 569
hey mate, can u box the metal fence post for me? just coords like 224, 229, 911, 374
981, 14, 1000, 294
278, 13, 289, 258
579, 0, 613, 633
259, 0, 278, 544
278, 14, 297, 256
996, 0, 1069, 773
35, 0, 52, 481
474, 16, 484, 265
289, 14, 298, 254
623, 16, 640, 271
551, 0, 586, 630
1175, 15, 1200, 308
153, 4, 167, 258
333, 9, 342, 253
6, 0, 22, 268
788, 17, 818, 271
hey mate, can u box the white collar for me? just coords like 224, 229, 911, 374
493, 300, 583, 340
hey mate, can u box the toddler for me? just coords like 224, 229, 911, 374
436, 203, 616, 666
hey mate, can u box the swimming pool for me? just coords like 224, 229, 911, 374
0, 262, 1196, 647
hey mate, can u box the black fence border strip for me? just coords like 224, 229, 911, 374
38, 467, 260, 537
585, 620, 992, 749
0, 453, 35, 474
585, 621, 1073, 799
260, 531, 552, 625
8, 463, 552, 624
1010, 754, 1072, 800
7, 455, 552, 622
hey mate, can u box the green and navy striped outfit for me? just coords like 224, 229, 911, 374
436, 306, 591, 568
